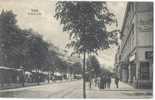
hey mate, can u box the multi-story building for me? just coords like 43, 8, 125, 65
115, 2, 153, 88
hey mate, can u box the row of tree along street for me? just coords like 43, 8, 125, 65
0, 2, 119, 98
0, 10, 83, 87
0, 9, 111, 87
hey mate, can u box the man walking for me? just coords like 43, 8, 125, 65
115, 76, 119, 88
107, 74, 111, 88
88, 75, 92, 89
94, 77, 98, 87
100, 74, 106, 89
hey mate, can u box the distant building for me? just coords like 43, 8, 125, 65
115, 2, 153, 88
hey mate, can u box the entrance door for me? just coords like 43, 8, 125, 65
140, 62, 150, 80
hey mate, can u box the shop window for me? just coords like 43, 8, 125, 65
140, 62, 149, 80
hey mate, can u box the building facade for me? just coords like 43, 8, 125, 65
115, 2, 153, 88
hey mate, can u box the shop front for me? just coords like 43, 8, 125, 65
137, 50, 153, 88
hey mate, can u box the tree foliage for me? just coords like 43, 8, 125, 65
86, 55, 101, 76
72, 62, 82, 74
0, 10, 27, 68
55, 2, 117, 97
0, 11, 51, 72
23, 31, 49, 71
55, 1, 116, 54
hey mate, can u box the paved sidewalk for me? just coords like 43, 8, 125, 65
85, 78, 152, 98
105, 78, 134, 91
90, 78, 152, 91
87, 78, 134, 90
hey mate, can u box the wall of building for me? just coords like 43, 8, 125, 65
121, 2, 136, 62
118, 2, 153, 88
136, 11, 153, 47
135, 2, 153, 88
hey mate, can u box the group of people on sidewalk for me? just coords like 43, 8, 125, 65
88, 73, 120, 89
99, 74, 111, 89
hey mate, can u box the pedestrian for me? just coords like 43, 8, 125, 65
107, 74, 111, 88
88, 75, 92, 89
115, 76, 119, 88
100, 74, 106, 89
105, 74, 108, 88
94, 77, 98, 87
103, 75, 106, 88
89, 79, 92, 89
97, 76, 100, 89
99, 75, 103, 89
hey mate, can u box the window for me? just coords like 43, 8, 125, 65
140, 62, 150, 80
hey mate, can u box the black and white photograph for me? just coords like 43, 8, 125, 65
0, 0, 153, 99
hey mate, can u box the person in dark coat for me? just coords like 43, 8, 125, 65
100, 74, 106, 89
94, 77, 98, 87
106, 74, 111, 88
104, 75, 106, 88
89, 77, 92, 89
97, 76, 101, 89
115, 76, 119, 88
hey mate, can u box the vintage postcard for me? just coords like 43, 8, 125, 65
0, 0, 153, 99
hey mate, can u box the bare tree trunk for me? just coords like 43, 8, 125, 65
83, 51, 86, 98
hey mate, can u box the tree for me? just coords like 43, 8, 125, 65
72, 62, 82, 75
54, 56, 68, 74
55, 2, 116, 98
86, 55, 101, 77
42, 46, 58, 83
24, 32, 49, 84
0, 10, 28, 68
101, 67, 112, 75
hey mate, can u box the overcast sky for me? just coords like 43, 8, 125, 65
0, 0, 127, 70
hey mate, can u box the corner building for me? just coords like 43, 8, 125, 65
119, 2, 153, 88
